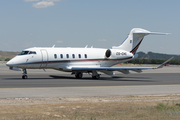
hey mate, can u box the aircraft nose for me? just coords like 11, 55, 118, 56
6, 60, 13, 66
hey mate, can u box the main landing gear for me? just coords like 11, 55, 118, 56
92, 71, 100, 79
92, 74, 100, 79
22, 69, 28, 79
73, 71, 101, 79
75, 72, 83, 79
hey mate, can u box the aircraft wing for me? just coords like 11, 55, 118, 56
71, 57, 173, 74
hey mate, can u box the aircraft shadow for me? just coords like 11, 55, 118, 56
2, 75, 153, 82
49, 75, 153, 82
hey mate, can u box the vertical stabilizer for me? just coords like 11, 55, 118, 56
112, 28, 169, 54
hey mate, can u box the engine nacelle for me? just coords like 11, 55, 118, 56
105, 49, 133, 59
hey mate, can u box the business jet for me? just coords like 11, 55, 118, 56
6, 28, 172, 79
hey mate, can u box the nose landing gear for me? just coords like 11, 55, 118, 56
22, 69, 28, 79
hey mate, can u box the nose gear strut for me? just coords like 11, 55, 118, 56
22, 69, 28, 79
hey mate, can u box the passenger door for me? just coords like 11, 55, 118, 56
40, 49, 48, 68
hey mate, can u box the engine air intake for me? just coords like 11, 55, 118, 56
105, 49, 111, 58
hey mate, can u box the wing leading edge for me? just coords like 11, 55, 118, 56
70, 57, 173, 74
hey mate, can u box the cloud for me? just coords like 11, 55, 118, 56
33, 1, 54, 8
98, 39, 107, 42
24, 0, 63, 8
56, 41, 63, 43
24, 0, 39, 2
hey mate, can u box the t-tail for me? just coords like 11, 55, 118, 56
112, 28, 169, 54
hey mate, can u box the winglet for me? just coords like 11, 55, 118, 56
156, 57, 174, 69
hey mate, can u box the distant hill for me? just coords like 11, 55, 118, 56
137, 51, 180, 60
0, 51, 19, 61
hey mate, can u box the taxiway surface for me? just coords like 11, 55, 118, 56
1, 64, 180, 88
1, 64, 180, 98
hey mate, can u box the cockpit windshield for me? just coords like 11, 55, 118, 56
18, 51, 36, 55
18, 51, 29, 55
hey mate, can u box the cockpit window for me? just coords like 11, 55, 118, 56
18, 51, 36, 55
18, 51, 29, 55
29, 51, 36, 54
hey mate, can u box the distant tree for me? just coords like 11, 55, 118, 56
137, 51, 180, 60
169, 59, 180, 65
5, 58, 10, 61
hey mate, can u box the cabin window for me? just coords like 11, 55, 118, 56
60, 54, 63, 58
85, 54, 87, 58
66, 54, 69, 58
72, 54, 75, 58
54, 54, 57, 59
79, 54, 81, 58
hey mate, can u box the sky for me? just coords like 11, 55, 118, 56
0, 0, 179, 54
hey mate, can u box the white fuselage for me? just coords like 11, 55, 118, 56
7, 47, 134, 72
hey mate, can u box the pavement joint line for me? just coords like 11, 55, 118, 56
0, 84, 180, 89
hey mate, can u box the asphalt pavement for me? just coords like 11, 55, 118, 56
1, 64, 180, 98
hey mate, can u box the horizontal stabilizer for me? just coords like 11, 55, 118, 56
146, 32, 170, 35
133, 28, 170, 35
134, 30, 170, 35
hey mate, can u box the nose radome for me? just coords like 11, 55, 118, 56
6, 60, 12, 66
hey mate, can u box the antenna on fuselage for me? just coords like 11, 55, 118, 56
85, 45, 88, 48
52, 45, 55, 48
